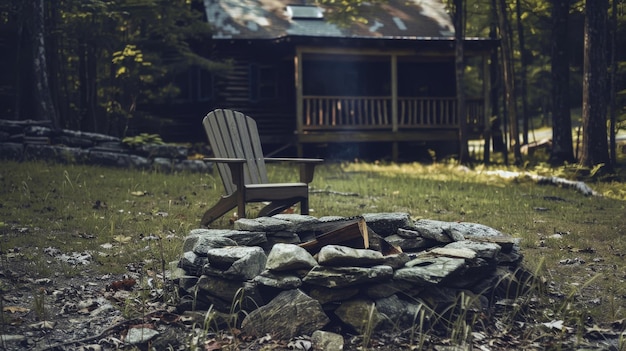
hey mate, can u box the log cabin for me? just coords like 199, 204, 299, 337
160, 0, 498, 161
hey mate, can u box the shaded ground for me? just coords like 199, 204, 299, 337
1, 235, 625, 351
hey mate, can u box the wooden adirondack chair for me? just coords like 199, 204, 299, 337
201, 109, 323, 226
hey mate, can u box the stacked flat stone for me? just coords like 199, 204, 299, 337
0, 119, 210, 172
176, 212, 523, 339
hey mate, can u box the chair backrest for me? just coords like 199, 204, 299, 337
203, 109, 269, 195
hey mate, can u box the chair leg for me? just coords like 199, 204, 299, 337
300, 197, 309, 215
200, 195, 238, 227
259, 199, 299, 217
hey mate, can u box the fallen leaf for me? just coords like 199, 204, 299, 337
204, 339, 223, 351
113, 235, 132, 244
541, 320, 573, 332
3, 306, 30, 313
29, 321, 56, 330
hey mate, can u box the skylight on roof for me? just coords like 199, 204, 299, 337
286, 5, 324, 20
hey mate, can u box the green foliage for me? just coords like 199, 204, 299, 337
122, 133, 164, 146
1, 0, 227, 136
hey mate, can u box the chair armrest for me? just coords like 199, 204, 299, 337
264, 158, 323, 183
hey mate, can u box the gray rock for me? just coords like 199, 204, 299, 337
178, 251, 208, 275
24, 125, 52, 136
178, 276, 199, 291
385, 234, 430, 251
272, 214, 321, 232
364, 280, 418, 299
241, 289, 329, 339
446, 258, 496, 288
333, 298, 382, 334
317, 245, 384, 267
261, 233, 302, 252
125, 327, 159, 345
128, 154, 151, 169
381, 253, 412, 269
196, 274, 245, 301
88, 150, 133, 167
308, 286, 360, 304
253, 270, 302, 289
463, 234, 520, 253
448, 222, 506, 239
184, 233, 238, 255
395, 256, 466, 285
187, 229, 266, 247
444, 241, 501, 260
376, 294, 429, 328
23, 144, 63, 161
234, 216, 294, 232
0, 142, 23, 159
152, 157, 173, 172
429, 247, 477, 259
496, 245, 524, 265
311, 330, 344, 351
412, 219, 455, 243
303, 265, 393, 288
363, 212, 412, 236
196, 278, 263, 310
265, 243, 317, 271
135, 143, 187, 159
396, 227, 422, 238
204, 246, 267, 280
174, 159, 212, 173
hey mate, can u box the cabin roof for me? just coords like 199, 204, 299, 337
203, 0, 458, 41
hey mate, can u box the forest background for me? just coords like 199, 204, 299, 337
0, 0, 625, 170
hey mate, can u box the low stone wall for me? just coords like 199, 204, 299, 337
176, 212, 525, 340
0, 119, 210, 173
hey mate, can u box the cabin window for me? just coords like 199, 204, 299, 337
173, 67, 213, 102
249, 64, 277, 101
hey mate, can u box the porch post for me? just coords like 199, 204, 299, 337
391, 54, 398, 161
295, 48, 304, 156
483, 53, 492, 163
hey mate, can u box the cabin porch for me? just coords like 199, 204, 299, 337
293, 48, 491, 161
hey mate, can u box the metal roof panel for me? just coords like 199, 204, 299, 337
204, 0, 456, 40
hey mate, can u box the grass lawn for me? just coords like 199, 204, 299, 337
1, 158, 625, 345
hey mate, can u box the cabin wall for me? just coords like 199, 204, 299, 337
211, 47, 297, 146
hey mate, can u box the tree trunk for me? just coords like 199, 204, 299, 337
497, 0, 522, 165
32, 0, 58, 128
515, 0, 529, 146
581, 0, 610, 169
454, 0, 470, 164
549, 0, 575, 165
608, 0, 617, 167
489, 0, 507, 163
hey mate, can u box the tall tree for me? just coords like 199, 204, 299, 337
515, 0, 530, 145
489, 0, 507, 163
32, 0, 58, 128
453, 0, 470, 164
497, 0, 522, 165
549, 0, 575, 165
608, 0, 618, 166
581, 0, 610, 168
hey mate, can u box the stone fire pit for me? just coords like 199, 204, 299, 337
176, 213, 524, 341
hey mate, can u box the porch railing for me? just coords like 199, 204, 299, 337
302, 96, 484, 131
